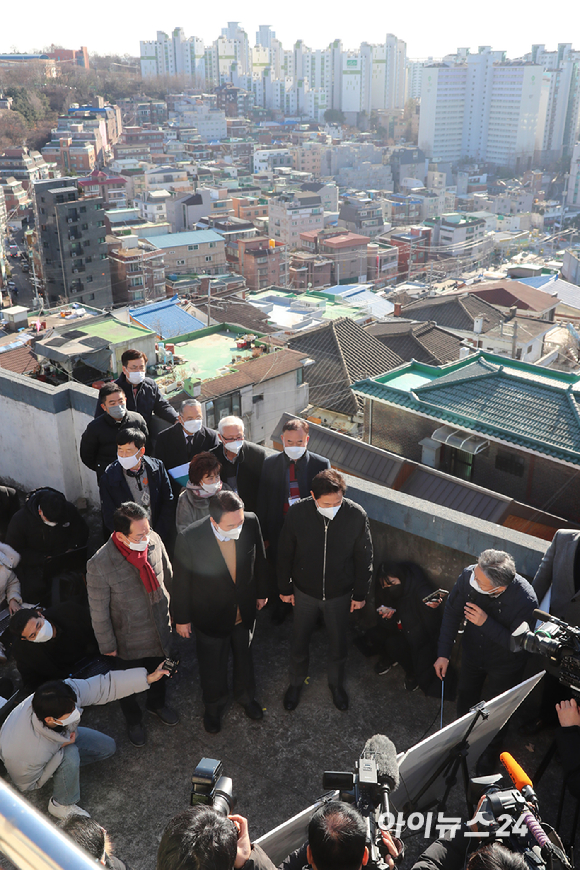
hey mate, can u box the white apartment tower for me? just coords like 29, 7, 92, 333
419, 47, 543, 169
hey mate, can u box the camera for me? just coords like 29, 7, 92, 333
190, 757, 235, 817
511, 611, 580, 693
162, 658, 179, 677
323, 736, 403, 870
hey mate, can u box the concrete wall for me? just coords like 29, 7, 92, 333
0, 368, 100, 506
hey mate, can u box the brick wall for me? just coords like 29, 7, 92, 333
368, 401, 433, 463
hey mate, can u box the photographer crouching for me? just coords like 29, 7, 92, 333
156, 807, 276, 870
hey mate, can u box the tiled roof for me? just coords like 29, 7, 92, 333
0, 344, 39, 374
401, 292, 504, 333
129, 298, 205, 339
199, 349, 308, 401
352, 353, 580, 466
519, 276, 580, 312
287, 317, 403, 417
193, 300, 278, 334
365, 320, 462, 364
469, 280, 557, 312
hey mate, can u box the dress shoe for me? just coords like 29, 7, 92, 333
329, 685, 349, 711
404, 675, 419, 692
128, 723, 146, 746
203, 712, 221, 734
283, 684, 302, 711
147, 705, 179, 726
243, 700, 264, 720
375, 658, 397, 675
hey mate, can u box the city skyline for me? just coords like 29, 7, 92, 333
1, 0, 578, 60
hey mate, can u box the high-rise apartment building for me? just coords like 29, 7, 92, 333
419, 47, 543, 170
33, 177, 112, 308
528, 44, 580, 166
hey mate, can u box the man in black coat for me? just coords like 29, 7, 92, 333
173, 490, 268, 734
210, 416, 266, 514
277, 470, 373, 713
80, 382, 148, 481
257, 418, 330, 623
155, 399, 219, 500
93, 349, 178, 427
99, 428, 174, 545
9, 602, 98, 689
434, 549, 537, 718
5, 488, 89, 604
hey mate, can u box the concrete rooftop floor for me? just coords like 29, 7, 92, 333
1, 608, 572, 870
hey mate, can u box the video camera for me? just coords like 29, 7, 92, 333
511, 609, 580, 693
468, 753, 571, 870
323, 735, 403, 870
190, 757, 235, 817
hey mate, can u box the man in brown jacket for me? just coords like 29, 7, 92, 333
86, 501, 178, 746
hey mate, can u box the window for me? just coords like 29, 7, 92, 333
495, 451, 525, 477
98, 237, 105, 244
205, 256, 212, 262
205, 393, 241, 429
188, 244, 199, 251
100, 253, 107, 260
83, 240, 91, 247
296, 367, 304, 386
86, 276, 93, 283
80, 206, 87, 213
209, 242, 216, 248
176, 259, 185, 265
252, 394, 264, 404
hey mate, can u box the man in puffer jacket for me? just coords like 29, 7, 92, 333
0, 664, 168, 820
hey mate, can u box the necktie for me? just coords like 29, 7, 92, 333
284, 461, 301, 514
186, 435, 194, 461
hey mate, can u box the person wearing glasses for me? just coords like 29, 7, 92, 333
434, 549, 537, 719
210, 417, 266, 514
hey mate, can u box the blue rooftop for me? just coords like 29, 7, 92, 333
143, 230, 223, 250
129, 296, 205, 339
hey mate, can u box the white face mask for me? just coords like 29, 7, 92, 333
469, 571, 500, 597
223, 439, 243, 455
126, 370, 145, 385
183, 418, 203, 434
284, 445, 307, 461
118, 452, 140, 470
129, 535, 150, 552
212, 521, 243, 541
31, 619, 53, 643
56, 707, 81, 728
201, 481, 221, 495
316, 502, 342, 520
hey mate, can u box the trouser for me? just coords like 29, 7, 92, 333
369, 620, 415, 676
110, 655, 166, 726
457, 655, 526, 718
52, 726, 116, 806
195, 624, 255, 718
290, 588, 351, 688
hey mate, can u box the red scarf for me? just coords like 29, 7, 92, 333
112, 532, 160, 595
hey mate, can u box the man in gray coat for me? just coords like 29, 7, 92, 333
0, 665, 168, 820
86, 501, 178, 747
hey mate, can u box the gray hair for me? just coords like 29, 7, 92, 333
478, 550, 516, 587
218, 416, 244, 435
179, 399, 201, 414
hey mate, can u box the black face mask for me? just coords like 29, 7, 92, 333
384, 584, 403, 601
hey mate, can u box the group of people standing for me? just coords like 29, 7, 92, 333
0, 346, 577, 823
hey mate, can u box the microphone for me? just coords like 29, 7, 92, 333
533, 609, 553, 623
363, 734, 399, 826
500, 752, 538, 807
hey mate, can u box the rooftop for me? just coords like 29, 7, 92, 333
287, 316, 403, 416
352, 352, 580, 467
129, 297, 205, 339
143, 230, 224, 250
401, 292, 504, 333
469, 280, 558, 313
365, 320, 463, 365
248, 289, 370, 330
199, 348, 308, 401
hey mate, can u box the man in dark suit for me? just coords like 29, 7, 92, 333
94, 349, 178, 427
257, 418, 330, 623
99, 429, 174, 546
173, 490, 268, 734
155, 399, 219, 500
210, 417, 266, 514
80, 383, 148, 481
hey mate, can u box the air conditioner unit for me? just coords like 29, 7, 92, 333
67, 219, 73, 224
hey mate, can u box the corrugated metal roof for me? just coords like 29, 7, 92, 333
129, 297, 205, 339
400, 468, 509, 522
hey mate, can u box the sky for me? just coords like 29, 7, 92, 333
1, 0, 579, 60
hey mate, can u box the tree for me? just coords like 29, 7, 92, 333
0, 109, 27, 151
324, 108, 345, 125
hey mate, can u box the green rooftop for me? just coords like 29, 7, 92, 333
249, 289, 368, 323
352, 352, 580, 467
78, 318, 153, 344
